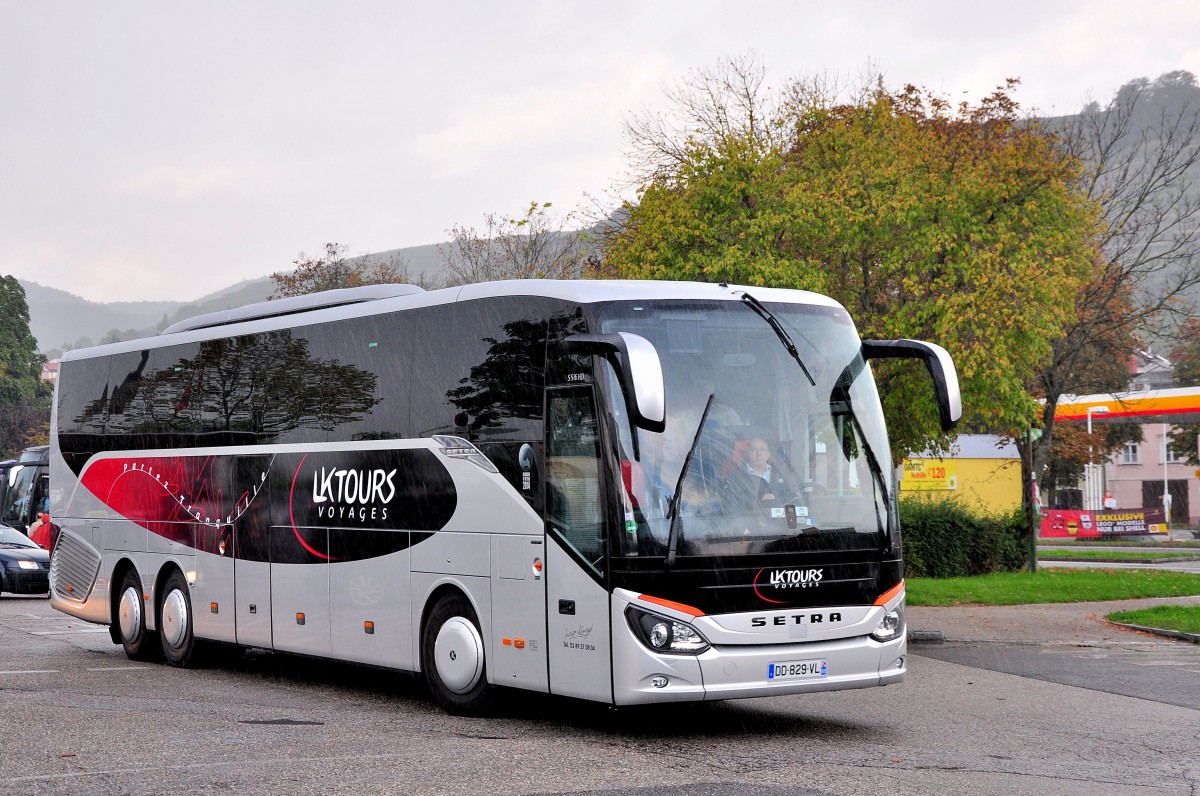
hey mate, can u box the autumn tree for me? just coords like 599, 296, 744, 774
0, 276, 50, 457
439, 201, 597, 286
606, 57, 1099, 459
271, 243, 429, 298
1030, 71, 1200, 487
1167, 318, 1200, 465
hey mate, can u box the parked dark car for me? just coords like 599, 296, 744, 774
0, 523, 50, 596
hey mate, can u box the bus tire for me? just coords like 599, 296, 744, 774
158, 569, 198, 667
116, 569, 160, 661
421, 593, 490, 716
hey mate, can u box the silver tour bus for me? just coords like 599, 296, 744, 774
48, 280, 959, 714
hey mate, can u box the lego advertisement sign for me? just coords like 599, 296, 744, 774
1040, 508, 1168, 538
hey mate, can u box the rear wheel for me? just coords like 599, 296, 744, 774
421, 593, 490, 716
116, 569, 160, 661
159, 570, 199, 667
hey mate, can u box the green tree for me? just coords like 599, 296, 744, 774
0, 276, 49, 456
606, 60, 1098, 459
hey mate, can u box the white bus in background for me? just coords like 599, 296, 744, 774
48, 279, 959, 714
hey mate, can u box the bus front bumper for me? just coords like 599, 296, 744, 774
613, 630, 906, 705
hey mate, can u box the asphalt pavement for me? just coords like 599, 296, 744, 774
908, 595, 1200, 710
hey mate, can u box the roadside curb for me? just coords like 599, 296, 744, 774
1105, 620, 1200, 644
907, 629, 944, 645
1040, 556, 1200, 564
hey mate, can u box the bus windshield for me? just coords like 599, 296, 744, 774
597, 299, 892, 559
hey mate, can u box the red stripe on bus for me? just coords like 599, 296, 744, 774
638, 594, 705, 617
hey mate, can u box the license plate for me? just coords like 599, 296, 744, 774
767, 659, 827, 679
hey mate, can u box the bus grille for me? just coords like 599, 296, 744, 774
51, 533, 101, 601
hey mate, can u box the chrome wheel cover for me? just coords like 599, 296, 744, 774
434, 616, 484, 694
118, 586, 142, 642
161, 588, 189, 650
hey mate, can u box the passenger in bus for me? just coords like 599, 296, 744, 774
645, 431, 723, 518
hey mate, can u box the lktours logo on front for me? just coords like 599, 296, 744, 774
768, 568, 823, 589
753, 566, 824, 604
310, 465, 398, 522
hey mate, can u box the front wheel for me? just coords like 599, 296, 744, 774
421, 593, 490, 716
158, 570, 198, 667
116, 569, 160, 661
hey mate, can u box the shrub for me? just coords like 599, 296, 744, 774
900, 498, 1027, 578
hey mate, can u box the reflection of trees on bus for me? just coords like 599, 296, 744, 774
75, 331, 379, 443
448, 312, 584, 438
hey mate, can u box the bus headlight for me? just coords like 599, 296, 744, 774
625, 606, 709, 655
870, 606, 905, 642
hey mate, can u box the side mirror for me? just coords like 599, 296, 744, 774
862, 339, 962, 432
561, 332, 666, 433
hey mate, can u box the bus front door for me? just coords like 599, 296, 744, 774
544, 387, 613, 703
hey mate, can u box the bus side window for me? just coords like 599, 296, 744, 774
545, 388, 604, 573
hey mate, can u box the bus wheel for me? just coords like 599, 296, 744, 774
421, 593, 490, 716
159, 570, 198, 667
116, 569, 160, 661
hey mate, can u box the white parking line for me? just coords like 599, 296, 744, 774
0, 669, 60, 675
86, 666, 148, 672
30, 628, 110, 635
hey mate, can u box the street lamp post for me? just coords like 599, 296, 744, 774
1163, 423, 1172, 531
1085, 405, 1110, 511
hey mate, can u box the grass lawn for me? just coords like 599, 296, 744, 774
907, 568, 1200, 607
1107, 605, 1200, 635
1037, 549, 1200, 562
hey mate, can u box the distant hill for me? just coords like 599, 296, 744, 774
24, 241, 453, 355
21, 281, 186, 353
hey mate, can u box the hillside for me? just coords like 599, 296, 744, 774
20, 72, 1200, 356
25, 241, 452, 354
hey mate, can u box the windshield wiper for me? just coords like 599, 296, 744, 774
665, 393, 714, 568
739, 291, 816, 387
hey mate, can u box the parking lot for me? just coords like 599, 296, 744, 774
2, 594, 1199, 796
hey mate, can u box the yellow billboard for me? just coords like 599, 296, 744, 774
902, 459, 958, 490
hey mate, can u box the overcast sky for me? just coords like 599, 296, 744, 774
2, 1, 1198, 304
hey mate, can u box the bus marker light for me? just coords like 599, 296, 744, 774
874, 580, 904, 606
210, 602, 218, 614
296, 613, 305, 625
532, 558, 542, 578
502, 638, 512, 646
364, 621, 375, 635
514, 638, 525, 649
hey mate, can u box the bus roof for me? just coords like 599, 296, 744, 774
59, 279, 845, 363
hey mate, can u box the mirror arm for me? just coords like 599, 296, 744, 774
561, 333, 666, 434
862, 339, 962, 432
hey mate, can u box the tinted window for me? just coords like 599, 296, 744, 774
409, 297, 553, 442
56, 356, 112, 470
298, 314, 409, 442
193, 328, 377, 447
103, 346, 201, 449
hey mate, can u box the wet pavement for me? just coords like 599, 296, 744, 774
908, 596, 1200, 710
